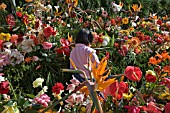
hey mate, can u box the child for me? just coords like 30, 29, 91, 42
70, 29, 100, 82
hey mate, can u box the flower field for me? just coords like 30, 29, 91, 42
0, 0, 170, 113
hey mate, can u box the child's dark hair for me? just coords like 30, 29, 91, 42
75, 29, 93, 45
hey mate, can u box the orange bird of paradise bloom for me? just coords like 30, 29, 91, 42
70, 53, 116, 92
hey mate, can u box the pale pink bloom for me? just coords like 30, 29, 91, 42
32, 56, 39, 62
76, 94, 84, 104
66, 84, 76, 92
102, 11, 108, 17
70, 76, 80, 86
42, 42, 52, 50
0, 53, 10, 68
65, 93, 77, 106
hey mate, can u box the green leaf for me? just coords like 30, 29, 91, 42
26, 94, 35, 99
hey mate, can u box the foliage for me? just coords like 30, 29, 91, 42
0, 0, 169, 112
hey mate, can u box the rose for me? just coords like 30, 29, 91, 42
43, 26, 54, 38
42, 42, 52, 50
0, 81, 10, 94
33, 78, 44, 88
124, 66, 142, 81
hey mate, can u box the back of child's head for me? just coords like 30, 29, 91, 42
75, 29, 93, 46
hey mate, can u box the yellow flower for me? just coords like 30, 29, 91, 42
122, 18, 129, 24
68, 32, 73, 43
132, 3, 142, 12
123, 92, 133, 101
0, 33, 11, 41
2, 102, 20, 113
54, 6, 62, 17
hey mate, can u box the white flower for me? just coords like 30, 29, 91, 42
9, 49, 24, 65
0, 76, 5, 83
20, 39, 35, 53
3, 42, 12, 48
33, 78, 44, 88
112, 2, 123, 12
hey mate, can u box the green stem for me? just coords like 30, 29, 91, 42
9, 82, 17, 100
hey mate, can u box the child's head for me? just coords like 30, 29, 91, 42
75, 29, 93, 46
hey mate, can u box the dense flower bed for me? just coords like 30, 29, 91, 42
0, 0, 170, 112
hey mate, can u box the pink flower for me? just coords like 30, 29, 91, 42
34, 94, 50, 107
164, 103, 170, 113
70, 76, 80, 86
124, 106, 140, 113
160, 78, 170, 89
32, 56, 39, 62
42, 42, 52, 50
124, 66, 142, 81
66, 84, 75, 91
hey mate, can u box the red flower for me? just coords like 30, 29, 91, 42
124, 66, 142, 81
164, 103, 170, 113
124, 106, 140, 113
0, 40, 4, 50
30, 35, 38, 45
157, 20, 162, 25
43, 26, 54, 38
146, 102, 162, 113
60, 38, 70, 46
0, 81, 10, 94
52, 82, 64, 94
145, 74, 156, 82
56, 46, 70, 56
16, 11, 22, 17
6, 14, 16, 29
109, 81, 128, 100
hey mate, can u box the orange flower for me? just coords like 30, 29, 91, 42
122, 18, 129, 24
24, 57, 32, 63
66, 0, 78, 7
25, 0, 33, 2
148, 57, 158, 65
0, 3, 7, 10
132, 3, 142, 12
130, 37, 140, 47
163, 65, 170, 76
161, 51, 170, 61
